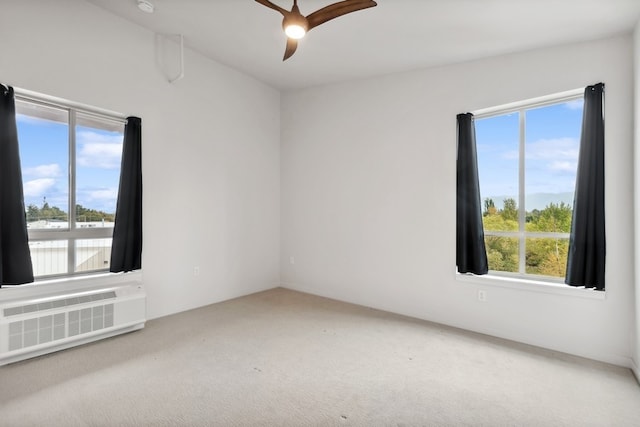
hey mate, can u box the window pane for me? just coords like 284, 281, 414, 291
525, 237, 569, 277
524, 101, 581, 231
476, 113, 519, 232
29, 240, 68, 276
484, 236, 519, 273
16, 101, 69, 230
76, 239, 112, 272
475, 96, 583, 280
15, 93, 125, 280
75, 113, 123, 228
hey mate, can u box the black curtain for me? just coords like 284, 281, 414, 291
565, 83, 605, 290
0, 85, 34, 287
456, 113, 488, 275
110, 116, 142, 272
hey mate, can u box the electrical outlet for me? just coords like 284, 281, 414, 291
194, 266, 200, 277
289, 256, 295, 265
478, 290, 487, 302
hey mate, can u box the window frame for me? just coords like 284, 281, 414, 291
470, 88, 586, 285
15, 89, 126, 280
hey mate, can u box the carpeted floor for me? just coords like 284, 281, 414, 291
1, 287, 639, 426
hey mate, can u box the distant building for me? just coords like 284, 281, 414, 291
27, 221, 115, 277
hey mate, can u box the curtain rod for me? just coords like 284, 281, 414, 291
472, 87, 584, 119
12, 86, 127, 123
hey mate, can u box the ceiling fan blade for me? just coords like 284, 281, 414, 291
283, 38, 298, 61
255, 0, 289, 16
306, 0, 377, 30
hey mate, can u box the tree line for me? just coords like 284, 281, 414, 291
26, 202, 115, 223
482, 197, 572, 278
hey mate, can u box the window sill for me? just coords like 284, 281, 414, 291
0, 271, 142, 302
455, 272, 606, 300
33, 270, 142, 286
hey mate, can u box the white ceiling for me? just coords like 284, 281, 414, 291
85, 0, 640, 90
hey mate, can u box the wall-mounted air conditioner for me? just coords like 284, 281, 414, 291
0, 279, 145, 366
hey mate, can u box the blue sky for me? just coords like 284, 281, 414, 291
475, 99, 583, 211
15, 98, 582, 215
17, 114, 123, 214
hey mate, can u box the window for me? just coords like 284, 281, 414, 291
475, 94, 583, 282
16, 96, 124, 279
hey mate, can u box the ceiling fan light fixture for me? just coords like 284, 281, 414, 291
284, 23, 306, 39
283, 15, 308, 39
256, 0, 378, 60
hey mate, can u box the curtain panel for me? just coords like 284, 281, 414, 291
0, 85, 34, 287
110, 116, 143, 273
456, 113, 488, 275
565, 83, 606, 290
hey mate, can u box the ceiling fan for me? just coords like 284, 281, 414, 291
255, 0, 378, 61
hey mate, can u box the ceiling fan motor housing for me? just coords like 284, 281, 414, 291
282, 5, 309, 39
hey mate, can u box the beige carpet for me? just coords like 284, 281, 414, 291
1, 287, 639, 426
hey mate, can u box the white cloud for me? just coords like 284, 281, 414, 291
77, 130, 122, 145
23, 178, 56, 197
549, 160, 577, 173
564, 99, 584, 110
86, 188, 118, 201
77, 131, 122, 169
23, 163, 62, 178
502, 150, 519, 160
525, 137, 579, 161
76, 188, 119, 212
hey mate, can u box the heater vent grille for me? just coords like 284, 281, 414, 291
3, 291, 116, 317
1, 281, 145, 366
8, 303, 115, 352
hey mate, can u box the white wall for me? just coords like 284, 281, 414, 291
0, 0, 281, 319
633, 20, 640, 378
2, 1, 636, 370
281, 35, 636, 366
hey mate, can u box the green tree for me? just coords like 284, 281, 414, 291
482, 200, 518, 272
25, 202, 114, 223
501, 198, 518, 222
26, 204, 40, 222
524, 202, 572, 277
483, 214, 518, 232
483, 198, 496, 216
40, 203, 67, 221
485, 236, 518, 273
483, 200, 573, 278
76, 204, 115, 222
528, 202, 572, 233
526, 209, 541, 223
538, 241, 569, 277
